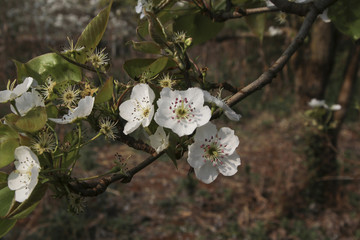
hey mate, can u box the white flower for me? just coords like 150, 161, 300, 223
49, 96, 95, 124
119, 84, 155, 135
187, 122, 241, 184
10, 89, 45, 116
149, 126, 169, 153
308, 98, 328, 108
154, 87, 211, 137
202, 90, 241, 121
268, 26, 283, 36
0, 77, 33, 103
319, 9, 331, 23
8, 146, 41, 202
135, 0, 153, 19
308, 98, 341, 111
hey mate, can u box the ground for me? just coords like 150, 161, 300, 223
5, 111, 360, 240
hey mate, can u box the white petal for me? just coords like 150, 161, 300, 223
308, 98, 327, 108
203, 90, 240, 121
15, 146, 40, 168
183, 88, 205, 108
194, 162, 219, 184
8, 171, 30, 190
172, 120, 197, 137
119, 99, 140, 121
187, 143, 206, 169
141, 105, 154, 127
192, 106, 211, 128
28, 167, 40, 191
12, 77, 33, 97
130, 84, 155, 104
193, 122, 217, 143
14, 187, 31, 202
218, 127, 239, 155
0, 90, 12, 103
135, 0, 143, 13
123, 120, 142, 135
319, 9, 331, 23
149, 127, 169, 153
330, 104, 341, 111
218, 151, 241, 176
11, 89, 45, 116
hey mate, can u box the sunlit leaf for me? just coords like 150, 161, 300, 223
123, 57, 175, 79
129, 41, 162, 54
14, 53, 82, 84
5, 107, 47, 133
0, 124, 19, 168
75, 0, 113, 63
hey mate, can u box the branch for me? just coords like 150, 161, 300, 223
68, 151, 165, 196
212, 0, 337, 119
211, 6, 280, 22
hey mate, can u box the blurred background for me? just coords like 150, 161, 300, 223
1, 0, 360, 239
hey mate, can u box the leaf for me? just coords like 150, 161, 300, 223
6, 184, 47, 219
0, 219, 17, 238
0, 173, 8, 189
95, 76, 114, 104
129, 41, 162, 54
5, 107, 47, 133
0, 124, 19, 168
245, 13, 266, 43
328, 0, 360, 40
146, 12, 168, 46
123, 57, 175, 79
0, 187, 15, 217
14, 53, 82, 84
173, 13, 224, 45
75, 0, 113, 63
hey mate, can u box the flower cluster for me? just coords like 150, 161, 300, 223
119, 84, 242, 183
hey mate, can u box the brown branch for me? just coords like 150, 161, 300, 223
207, 6, 280, 22
211, 0, 337, 119
270, 0, 311, 16
68, 151, 165, 196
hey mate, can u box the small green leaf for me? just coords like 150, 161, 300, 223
0, 187, 15, 217
6, 184, 47, 219
75, 0, 113, 63
146, 12, 168, 46
0, 124, 19, 168
328, 0, 360, 40
14, 53, 82, 84
5, 107, 47, 133
123, 57, 175, 80
130, 41, 162, 54
173, 13, 224, 45
0, 219, 17, 238
95, 76, 114, 104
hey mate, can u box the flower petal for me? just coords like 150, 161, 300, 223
218, 127, 239, 155
130, 83, 155, 104
187, 143, 206, 169
8, 171, 30, 190
192, 106, 211, 128
14, 187, 31, 203
123, 120, 142, 135
0, 90, 12, 103
218, 151, 241, 176
194, 162, 219, 184
12, 77, 33, 98
119, 99, 139, 121
15, 146, 40, 168
11, 89, 45, 116
141, 105, 154, 127
193, 122, 217, 143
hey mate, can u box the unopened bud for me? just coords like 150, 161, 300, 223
185, 37, 192, 47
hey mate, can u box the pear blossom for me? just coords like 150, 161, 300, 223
308, 98, 341, 111
149, 127, 169, 153
154, 87, 211, 137
0, 77, 33, 103
10, 89, 45, 116
135, 0, 153, 19
8, 146, 41, 202
119, 84, 155, 135
202, 90, 241, 121
49, 96, 95, 124
187, 122, 241, 184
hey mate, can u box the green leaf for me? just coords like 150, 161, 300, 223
6, 184, 47, 219
173, 13, 224, 45
5, 107, 47, 133
129, 41, 162, 54
0, 172, 8, 189
95, 76, 114, 103
146, 12, 168, 46
328, 0, 360, 40
123, 57, 175, 79
0, 124, 19, 168
75, 0, 113, 63
14, 53, 82, 84
0, 219, 17, 238
245, 13, 266, 43
0, 187, 15, 217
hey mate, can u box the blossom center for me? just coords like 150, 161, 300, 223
142, 107, 150, 117
200, 134, 229, 166
170, 97, 196, 122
